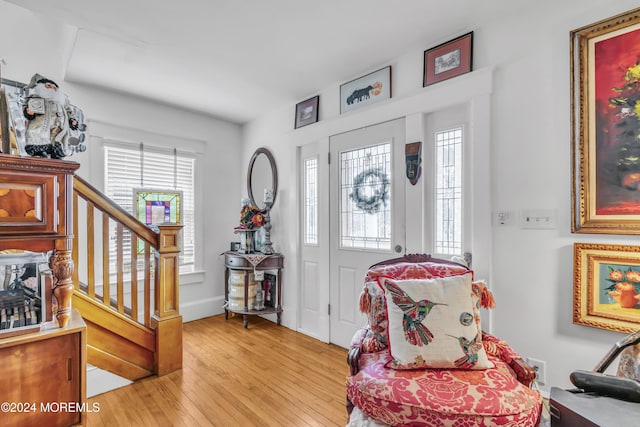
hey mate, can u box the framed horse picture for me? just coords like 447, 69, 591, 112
340, 66, 391, 114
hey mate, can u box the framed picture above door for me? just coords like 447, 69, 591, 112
340, 66, 391, 114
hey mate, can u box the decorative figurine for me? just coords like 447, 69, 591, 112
22, 73, 86, 159
234, 198, 265, 254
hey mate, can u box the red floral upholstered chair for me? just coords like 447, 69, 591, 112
346, 254, 542, 427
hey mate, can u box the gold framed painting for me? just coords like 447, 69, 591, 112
574, 242, 640, 333
571, 7, 640, 234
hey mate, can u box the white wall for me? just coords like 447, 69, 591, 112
243, 0, 640, 395
0, 1, 243, 322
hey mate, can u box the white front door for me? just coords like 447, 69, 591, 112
328, 118, 406, 348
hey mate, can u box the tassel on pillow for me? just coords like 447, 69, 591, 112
472, 280, 496, 309
359, 286, 371, 313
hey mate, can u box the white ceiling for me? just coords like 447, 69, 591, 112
8, 0, 518, 124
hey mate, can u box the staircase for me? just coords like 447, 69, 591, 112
71, 176, 183, 380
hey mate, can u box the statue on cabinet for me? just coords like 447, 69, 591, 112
22, 73, 86, 159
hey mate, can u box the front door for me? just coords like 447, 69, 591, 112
328, 118, 406, 348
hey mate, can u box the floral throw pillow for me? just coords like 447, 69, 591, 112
380, 274, 493, 370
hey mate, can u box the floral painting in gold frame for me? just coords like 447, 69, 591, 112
571, 8, 640, 234
574, 242, 640, 333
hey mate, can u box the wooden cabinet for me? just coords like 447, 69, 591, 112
0, 155, 86, 426
0, 310, 86, 427
0, 154, 79, 329
224, 251, 283, 328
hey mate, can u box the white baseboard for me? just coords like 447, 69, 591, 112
180, 296, 225, 322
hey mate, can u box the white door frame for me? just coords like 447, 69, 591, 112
294, 69, 493, 341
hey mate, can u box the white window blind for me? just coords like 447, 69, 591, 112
104, 143, 196, 269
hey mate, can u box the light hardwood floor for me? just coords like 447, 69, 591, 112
86, 314, 349, 427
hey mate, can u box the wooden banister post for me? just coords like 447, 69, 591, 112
151, 224, 183, 376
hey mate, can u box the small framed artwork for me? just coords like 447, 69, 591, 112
295, 95, 319, 129
423, 32, 473, 87
0, 79, 27, 155
571, 8, 640, 234
574, 242, 640, 333
340, 66, 391, 114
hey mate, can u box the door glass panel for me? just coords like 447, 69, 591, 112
435, 127, 462, 255
340, 142, 391, 250
303, 156, 318, 245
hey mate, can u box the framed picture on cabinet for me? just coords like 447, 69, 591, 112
571, 7, 640, 234
0, 79, 27, 156
423, 32, 473, 87
294, 95, 319, 129
340, 66, 391, 114
574, 242, 640, 333
0, 251, 51, 337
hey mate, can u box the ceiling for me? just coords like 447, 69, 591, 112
8, 0, 518, 124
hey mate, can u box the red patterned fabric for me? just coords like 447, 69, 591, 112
482, 332, 522, 365
366, 261, 472, 282
347, 350, 542, 427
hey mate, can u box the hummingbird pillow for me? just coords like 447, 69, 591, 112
379, 274, 493, 370
359, 261, 471, 351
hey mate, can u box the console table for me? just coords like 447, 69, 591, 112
0, 154, 79, 328
223, 251, 283, 328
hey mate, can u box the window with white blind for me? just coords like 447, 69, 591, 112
104, 143, 196, 271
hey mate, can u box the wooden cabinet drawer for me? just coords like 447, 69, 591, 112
0, 171, 57, 234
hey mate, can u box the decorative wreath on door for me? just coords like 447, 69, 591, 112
350, 168, 390, 214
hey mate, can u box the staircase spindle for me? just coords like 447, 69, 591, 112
102, 214, 110, 307
116, 223, 124, 313
144, 243, 151, 328
87, 201, 95, 299
131, 235, 138, 322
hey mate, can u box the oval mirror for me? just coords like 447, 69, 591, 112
247, 147, 278, 210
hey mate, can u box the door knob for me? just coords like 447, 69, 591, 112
394, 245, 402, 253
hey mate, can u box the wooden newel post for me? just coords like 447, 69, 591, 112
151, 224, 183, 376
51, 242, 75, 328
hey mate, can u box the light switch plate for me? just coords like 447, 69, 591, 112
520, 209, 556, 229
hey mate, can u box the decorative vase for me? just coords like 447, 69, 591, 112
236, 229, 257, 254
609, 283, 639, 308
